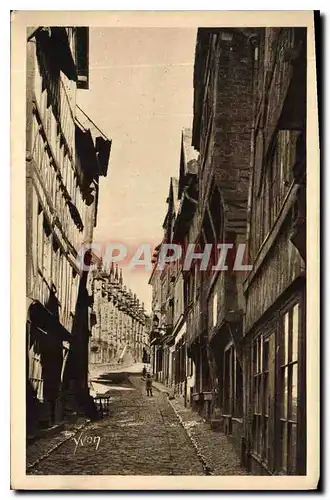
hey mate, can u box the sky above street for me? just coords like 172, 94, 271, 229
77, 27, 197, 312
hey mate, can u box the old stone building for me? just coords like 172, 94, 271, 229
89, 261, 150, 368
25, 27, 111, 434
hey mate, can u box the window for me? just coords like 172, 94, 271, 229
252, 334, 271, 461
268, 130, 300, 227
187, 356, 193, 377
235, 357, 243, 417
279, 302, 300, 474
37, 203, 44, 273
223, 344, 242, 418
42, 215, 52, 283
51, 237, 60, 287
29, 344, 44, 401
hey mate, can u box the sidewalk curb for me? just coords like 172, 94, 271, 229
153, 383, 214, 476
26, 419, 91, 472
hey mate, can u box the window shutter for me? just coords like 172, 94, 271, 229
76, 28, 89, 89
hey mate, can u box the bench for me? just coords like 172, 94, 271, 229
93, 395, 111, 418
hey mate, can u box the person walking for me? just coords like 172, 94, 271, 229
146, 373, 153, 397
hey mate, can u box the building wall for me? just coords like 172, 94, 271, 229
26, 30, 83, 331
89, 266, 149, 366
242, 27, 307, 475
188, 30, 255, 430
148, 28, 306, 475
26, 29, 87, 428
26, 27, 110, 432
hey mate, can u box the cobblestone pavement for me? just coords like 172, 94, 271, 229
26, 417, 90, 471
27, 375, 205, 476
152, 381, 248, 475
169, 399, 248, 475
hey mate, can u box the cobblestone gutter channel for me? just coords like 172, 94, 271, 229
152, 381, 248, 476
152, 384, 213, 476
167, 398, 214, 476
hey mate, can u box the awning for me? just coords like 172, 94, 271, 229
28, 300, 71, 342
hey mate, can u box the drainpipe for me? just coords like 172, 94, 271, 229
245, 34, 260, 270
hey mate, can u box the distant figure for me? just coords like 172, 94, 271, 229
146, 373, 153, 397
142, 366, 147, 378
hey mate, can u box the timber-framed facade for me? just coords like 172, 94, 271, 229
149, 27, 307, 476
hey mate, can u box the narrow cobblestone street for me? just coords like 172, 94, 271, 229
28, 373, 206, 476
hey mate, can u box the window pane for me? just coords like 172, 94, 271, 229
258, 416, 262, 455
263, 339, 269, 371
253, 416, 258, 453
289, 423, 297, 474
284, 312, 289, 364
281, 367, 288, 419
253, 343, 257, 375
292, 303, 299, 362
263, 417, 268, 460
290, 363, 298, 422
263, 373, 269, 416
253, 377, 258, 412
258, 377, 262, 413
281, 421, 288, 472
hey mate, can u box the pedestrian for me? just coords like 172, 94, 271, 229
146, 373, 153, 397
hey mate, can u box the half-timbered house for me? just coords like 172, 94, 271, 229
242, 27, 307, 475
189, 29, 254, 436
25, 27, 111, 433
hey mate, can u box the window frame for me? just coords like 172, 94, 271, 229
252, 332, 272, 461
277, 299, 300, 475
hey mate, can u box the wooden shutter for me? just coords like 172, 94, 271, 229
76, 28, 89, 89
